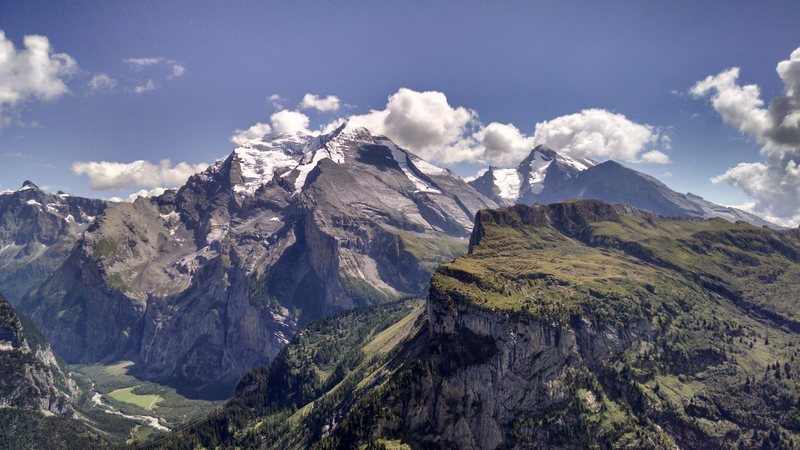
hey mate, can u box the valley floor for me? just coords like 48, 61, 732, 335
69, 360, 220, 446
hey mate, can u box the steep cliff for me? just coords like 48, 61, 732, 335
0, 293, 105, 449
325, 201, 800, 449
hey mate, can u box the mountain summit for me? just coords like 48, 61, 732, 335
21, 124, 496, 396
469, 145, 596, 205
469, 146, 774, 227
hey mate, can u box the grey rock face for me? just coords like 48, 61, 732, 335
0, 294, 75, 416
469, 146, 775, 227
371, 294, 654, 450
0, 182, 105, 303
22, 123, 496, 394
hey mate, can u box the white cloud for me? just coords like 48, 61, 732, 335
691, 68, 771, 139
472, 122, 534, 166
133, 79, 156, 94
531, 109, 665, 163
72, 159, 208, 190
0, 31, 77, 126
695, 47, 800, 224
109, 187, 169, 203
169, 64, 185, 79
300, 93, 340, 112
268, 94, 285, 109
725, 200, 800, 228
335, 88, 664, 166
639, 149, 671, 164
123, 57, 185, 89
344, 88, 481, 163
230, 110, 315, 145
270, 109, 311, 135
123, 57, 164, 68
236, 88, 667, 170
231, 122, 272, 145
87, 73, 116, 93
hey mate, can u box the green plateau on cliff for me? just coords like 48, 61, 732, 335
146, 201, 800, 449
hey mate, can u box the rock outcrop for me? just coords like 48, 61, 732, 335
0, 293, 74, 415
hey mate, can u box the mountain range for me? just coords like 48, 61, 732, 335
17, 122, 493, 397
0, 122, 792, 448
468, 145, 774, 227
0, 125, 779, 395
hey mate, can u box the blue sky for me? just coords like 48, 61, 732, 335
1, 0, 799, 221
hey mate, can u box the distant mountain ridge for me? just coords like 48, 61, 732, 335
0, 182, 105, 303
469, 145, 775, 227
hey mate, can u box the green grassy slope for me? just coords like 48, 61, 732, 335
143, 299, 425, 450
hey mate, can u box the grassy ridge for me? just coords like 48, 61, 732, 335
423, 202, 800, 448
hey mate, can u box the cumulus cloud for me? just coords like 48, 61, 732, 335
300, 93, 340, 112
691, 68, 770, 138
72, 159, 208, 190
133, 79, 156, 94
531, 109, 668, 163
344, 88, 481, 163
87, 73, 116, 93
231, 122, 272, 145
0, 30, 77, 126
270, 109, 311, 134
333, 88, 664, 165
472, 122, 534, 166
231, 109, 314, 144
108, 187, 169, 203
639, 150, 671, 164
694, 47, 800, 224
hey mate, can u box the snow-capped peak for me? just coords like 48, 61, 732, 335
17, 180, 40, 191
231, 130, 320, 196
224, 120, 451, 196
466, 146, 597, 205
519, 146, 596, 195
523, 146, 596, 173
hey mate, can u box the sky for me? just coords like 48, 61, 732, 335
1, 1, 799, 222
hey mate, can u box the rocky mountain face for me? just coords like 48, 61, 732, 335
0, 292, 73, 415
21, 123, 496, 396
165, 200, 800, 449
469, 145, 774, 227
0, 293, 107, 449
0, 181, 105, 303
